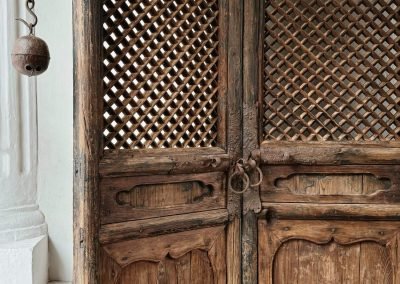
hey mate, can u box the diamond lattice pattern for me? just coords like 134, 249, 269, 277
103, 0, 219, 149
264, 0, 400, 141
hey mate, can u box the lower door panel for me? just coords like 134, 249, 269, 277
101, 226, 227, 283
258, 219, 400, 284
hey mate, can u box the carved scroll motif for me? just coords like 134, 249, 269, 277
100, 226, 226, 283
116, 181, 214, 208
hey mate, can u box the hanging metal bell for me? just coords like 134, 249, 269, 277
11, 35, 50, 77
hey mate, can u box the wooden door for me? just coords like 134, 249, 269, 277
74, 0, 242, 283
74, 0, 400, 283
242, 0, 400, 283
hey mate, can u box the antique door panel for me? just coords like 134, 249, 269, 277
258, 220, 400, 283
243, 0, 400, 282
74, 0, 242, 283
100, 226, 227, 283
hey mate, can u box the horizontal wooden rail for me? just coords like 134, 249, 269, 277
259, 203, 400, 220
100, 209, 229, 244
100, 147, 230, 177
254, 142, 400, 165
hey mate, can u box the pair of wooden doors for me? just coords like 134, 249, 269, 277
74, 0, 400, 283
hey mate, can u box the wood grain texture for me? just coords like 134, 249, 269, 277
272, 241, 299, 283
258, 142, 400, 165
260, 165, 400, 204
73, 0, 103, 283
273, 240, 393, 284
226, 0, 243, 219
100, 226, 226, 283
360, 242, 392, 284
227, 218, 241, 284
258, 219, 400, 283
275, 174, 390, 195
243, 0, 263, 282
260, 203, 400, 221
101, 250, 217, 284
100, 148, 230, 177
99, 209, 228, 244
101, 172, 226, 224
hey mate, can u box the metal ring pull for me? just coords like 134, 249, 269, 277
228, 159, 250, 194
250, 166, 263, 187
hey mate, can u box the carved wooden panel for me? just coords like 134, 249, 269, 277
100, 226, 226, 283
274, 240, 392, 283
260, 165, 400, 204
102, 0, 221, 149
263, 0, 400, 141
275, 174, 391, 195
115, 180, 214, 207
258, 219, 400, 283
101, 172, 226, 224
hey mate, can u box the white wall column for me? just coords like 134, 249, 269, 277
0, 1, 48, 283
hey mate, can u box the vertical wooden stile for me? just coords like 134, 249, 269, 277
242, 0, 263, 282
73, 0, 103, 283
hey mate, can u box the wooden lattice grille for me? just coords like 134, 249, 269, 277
103, 0, 219, 149
263, 0, 400, 141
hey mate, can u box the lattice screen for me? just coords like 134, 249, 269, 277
103, 0, 219, 149
263, 0, 400, 141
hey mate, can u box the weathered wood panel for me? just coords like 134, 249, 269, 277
242, 0, 263, 282
257, 142, 400, 165
73, 0, 103, 283
275, 174, 390, 195
100, 226, 226, 284
273, 240, 393, 284
101, 172, 226, 224
99, 148, 230, 177
100, 209, 228, 244
260, 203, 400, 221
101, 250, 216, 284
259, 219, 400, 284
260, 165, 400, 204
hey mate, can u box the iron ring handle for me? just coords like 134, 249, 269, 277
250, 166, 263, 187
228, 171, 250, 194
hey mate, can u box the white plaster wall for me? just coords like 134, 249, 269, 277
36, 0, 73, 282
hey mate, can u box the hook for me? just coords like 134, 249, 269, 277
16, 0, 38, 35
